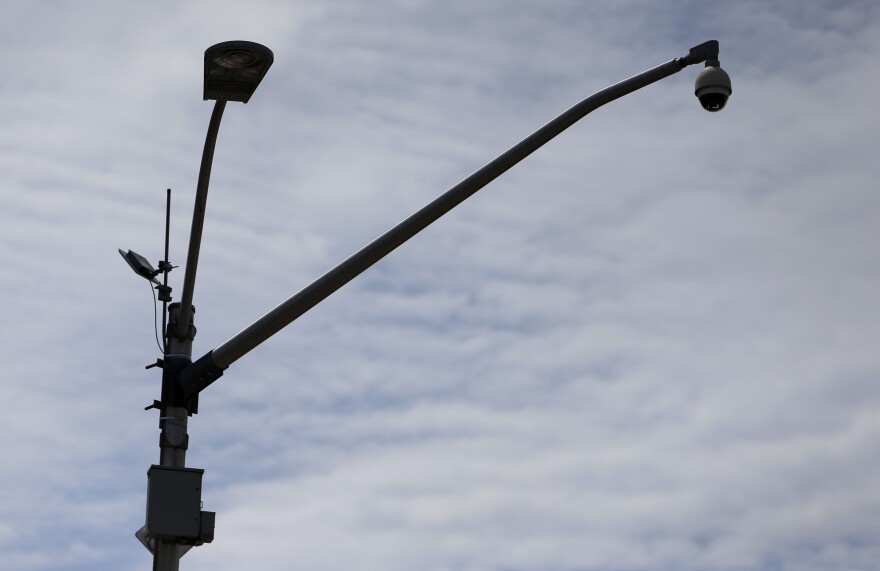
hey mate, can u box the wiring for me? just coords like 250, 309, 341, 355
148, 279, 165, 354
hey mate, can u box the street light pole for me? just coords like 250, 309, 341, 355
133, 41, 274, 571
130, 40, 731, 569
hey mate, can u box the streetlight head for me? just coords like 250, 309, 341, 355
204, 41, 273, 103
695, 61, 731, 112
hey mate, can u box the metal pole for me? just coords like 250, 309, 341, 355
175, 100, 227, 340
142, 40, 275, 567
153, 303, 195, 571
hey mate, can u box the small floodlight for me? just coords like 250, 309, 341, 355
119, 249, 161, 284
204, 41, 273, 103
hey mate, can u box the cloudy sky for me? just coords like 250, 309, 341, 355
1, 1, 879, 570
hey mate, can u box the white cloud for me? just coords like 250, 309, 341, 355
0, 1, 879, 570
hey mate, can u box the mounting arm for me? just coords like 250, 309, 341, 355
178, 41, 723, 399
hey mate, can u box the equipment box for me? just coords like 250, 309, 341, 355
145, 465, 204, 541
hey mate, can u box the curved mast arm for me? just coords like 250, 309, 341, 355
175, 100, 227, 339
179, 43, 719, 398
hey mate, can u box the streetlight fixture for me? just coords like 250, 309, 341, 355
204, 40, 274, 103
176, 41, 275, 346
123, 39, 730, 570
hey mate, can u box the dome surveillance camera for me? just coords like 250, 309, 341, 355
694, 61, 731, 112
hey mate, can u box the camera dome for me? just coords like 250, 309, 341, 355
694, 64, 732, 112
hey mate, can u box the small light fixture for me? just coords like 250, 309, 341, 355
119, 249, 161, 284
204, 41, 274, 103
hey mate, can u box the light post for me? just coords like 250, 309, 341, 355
128, 41, 274, 571
123, 40, 730, 570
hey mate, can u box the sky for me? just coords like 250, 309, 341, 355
1, 1, 879, 570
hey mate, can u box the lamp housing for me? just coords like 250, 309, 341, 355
204, 41, 273, 103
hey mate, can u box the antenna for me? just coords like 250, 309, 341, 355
157, 189, 174, 353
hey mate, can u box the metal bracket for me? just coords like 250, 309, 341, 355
685, 40, 719, 65
159, 432, 189, 450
